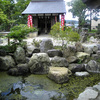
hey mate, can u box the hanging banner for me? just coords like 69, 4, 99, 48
61, 14, 65, 30
28, 15, 33, 28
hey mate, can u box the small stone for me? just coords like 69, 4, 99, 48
75, 72, 89, 77
67, 56, 78, 63
77, 89, 98, 100
47, 49, 63, 57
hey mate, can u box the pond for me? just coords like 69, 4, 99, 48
0, 71, 100, 100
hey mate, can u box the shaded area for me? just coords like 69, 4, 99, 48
0, 72, 100, 99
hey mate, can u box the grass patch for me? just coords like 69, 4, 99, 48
61, 73, 100, 99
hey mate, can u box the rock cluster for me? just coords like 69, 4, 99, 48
0, 39, 100, 84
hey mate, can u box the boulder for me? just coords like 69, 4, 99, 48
0, 56, 15, 71
75, 42, 84, 52
50, 56, 69, 67
85, 60, 100, 73
93, 46, 98, 53
76, 52, 90, 61
75, 72, 89, 77
63, 46, 77, 58
8, 68, 19, 76
0, 49, 6, 56
28, 53, 51, 74
93, 84, 100, 92
97, 50, 100, 55
81, 35, 87, 43
68, 64, 85, 73
48, 67, 72, 84
14, 46, 26, 64
26, 45, 40, 57
17, 64, 29, 75
40, 39, 53, 53
47, 49, 63, 57
26, 57, 30, 63
97, 44, 100, 50
77, 89, 98, 100
67, 56, 78, 63
83, 46, 93, 54
92, 54, 100, 61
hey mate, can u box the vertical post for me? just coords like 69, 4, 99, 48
45, 14, 47, 33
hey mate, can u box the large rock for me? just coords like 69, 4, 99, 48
28, 53, 51, 74
67, 56, 78, 63
14, 46, 26, 64
0, 49, 6, 56
50, 56, 69, 67
77, 89, 98, 100
97, 50, 100, 55
63, 46, 77, 58
0, 56, 15, 71
68, 64, 85, 73
47, 49, 63, 57
17, 64, 29, 75
48, 67, 72, 84
93, 46, 98, 53
76, 52, 90, 61
92, 54, 100, 61
8, 68, 19, 76
85, 60, 100, 73
26, 45, 40, 57
40, 39, 53, 53
83, 46, 93, 54
75, 42, 84, 52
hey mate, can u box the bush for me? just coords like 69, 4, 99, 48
7, 24, 38, 43
50, 22, 80, 47
89, 29, 97, 33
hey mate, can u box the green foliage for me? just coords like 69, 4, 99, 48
88, 29, 97, 33
62, 73, 100, 99
32, 39, 41, 47
0, 0, 31, 31
0, 9, 8, 25
7, 24, 37, 43
68, 0, 87, 27
0, 45, 16, 53
50, 22, 80, 45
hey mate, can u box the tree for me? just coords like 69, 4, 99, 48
0, 9, 8, 25
0, 0, 31, 31
68, 0, 100, 32
68, 0, 87, 29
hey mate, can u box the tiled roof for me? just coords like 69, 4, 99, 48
22, 1, 66, 14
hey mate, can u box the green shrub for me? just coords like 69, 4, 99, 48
7, 24, 38, 43
0, 45, 16, 53
89, 29, 97, 33
50, 22, 80, 47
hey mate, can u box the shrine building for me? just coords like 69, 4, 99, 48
22, 0, 66, 34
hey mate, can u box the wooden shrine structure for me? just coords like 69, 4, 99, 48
22, 0, 66, 34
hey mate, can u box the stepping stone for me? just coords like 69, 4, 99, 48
75, 72, 89, 77
48, 67, 72, 84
